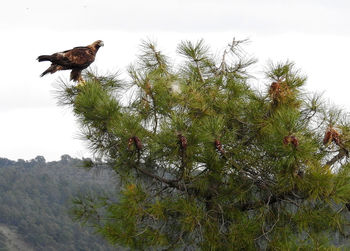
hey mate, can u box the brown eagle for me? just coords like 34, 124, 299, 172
37, 40, 104, 83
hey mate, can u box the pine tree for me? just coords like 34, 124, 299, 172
57, 38, 350, 250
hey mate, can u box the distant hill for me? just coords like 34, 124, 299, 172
0, 223, 34, 251
0, 155, 118, 251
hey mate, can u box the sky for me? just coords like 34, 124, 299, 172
0, 0, 350, 161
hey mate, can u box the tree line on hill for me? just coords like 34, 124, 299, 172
0, 155, 120, 251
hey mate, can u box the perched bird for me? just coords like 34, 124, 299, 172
37, 40, 104, 85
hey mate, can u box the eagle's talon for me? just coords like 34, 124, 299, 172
77, 78, 86, 87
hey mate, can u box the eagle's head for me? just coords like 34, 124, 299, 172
92, 40, 104, 50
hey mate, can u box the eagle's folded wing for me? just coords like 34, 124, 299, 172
60, 47, 95, 67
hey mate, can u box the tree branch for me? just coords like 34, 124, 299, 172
194, 60, 205, 83
238, 191, 302, 211
132, 162, 188, 192
326, 148, 348, 166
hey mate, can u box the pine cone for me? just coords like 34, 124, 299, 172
323, 127, 341, 146
269, 82, 281, 95
269, 81, 290, 104
323, 129, 333, 145
283, 135, 298, 148
128, 136, 143, 151
269, 81, 282, 102
214, 139, 225, 155
283, 135, 291, 145
332, 131, 341, 146
133, 136, 143, 151
178, 134, 187, 150
128, 137, 134, 150
290, 135, 299, 148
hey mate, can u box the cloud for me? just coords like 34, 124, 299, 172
0, 107, 86, 161
1, 0, 349, 34
1, 0, 350, 161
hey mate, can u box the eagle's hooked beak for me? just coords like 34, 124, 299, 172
99, 41, 104, 47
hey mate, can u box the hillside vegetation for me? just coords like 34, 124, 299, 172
0, 155, 118, 251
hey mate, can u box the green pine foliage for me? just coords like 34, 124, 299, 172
57, 38, 350, 250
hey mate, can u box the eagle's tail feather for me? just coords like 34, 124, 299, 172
40, 70, 49, 77
40, 65, 57, 77
40, 69, 51, 77
37, 55, 53, 62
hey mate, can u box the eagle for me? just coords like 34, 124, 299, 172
37, 40, 104, 84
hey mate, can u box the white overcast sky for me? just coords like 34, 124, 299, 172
0, 0, 350, 161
